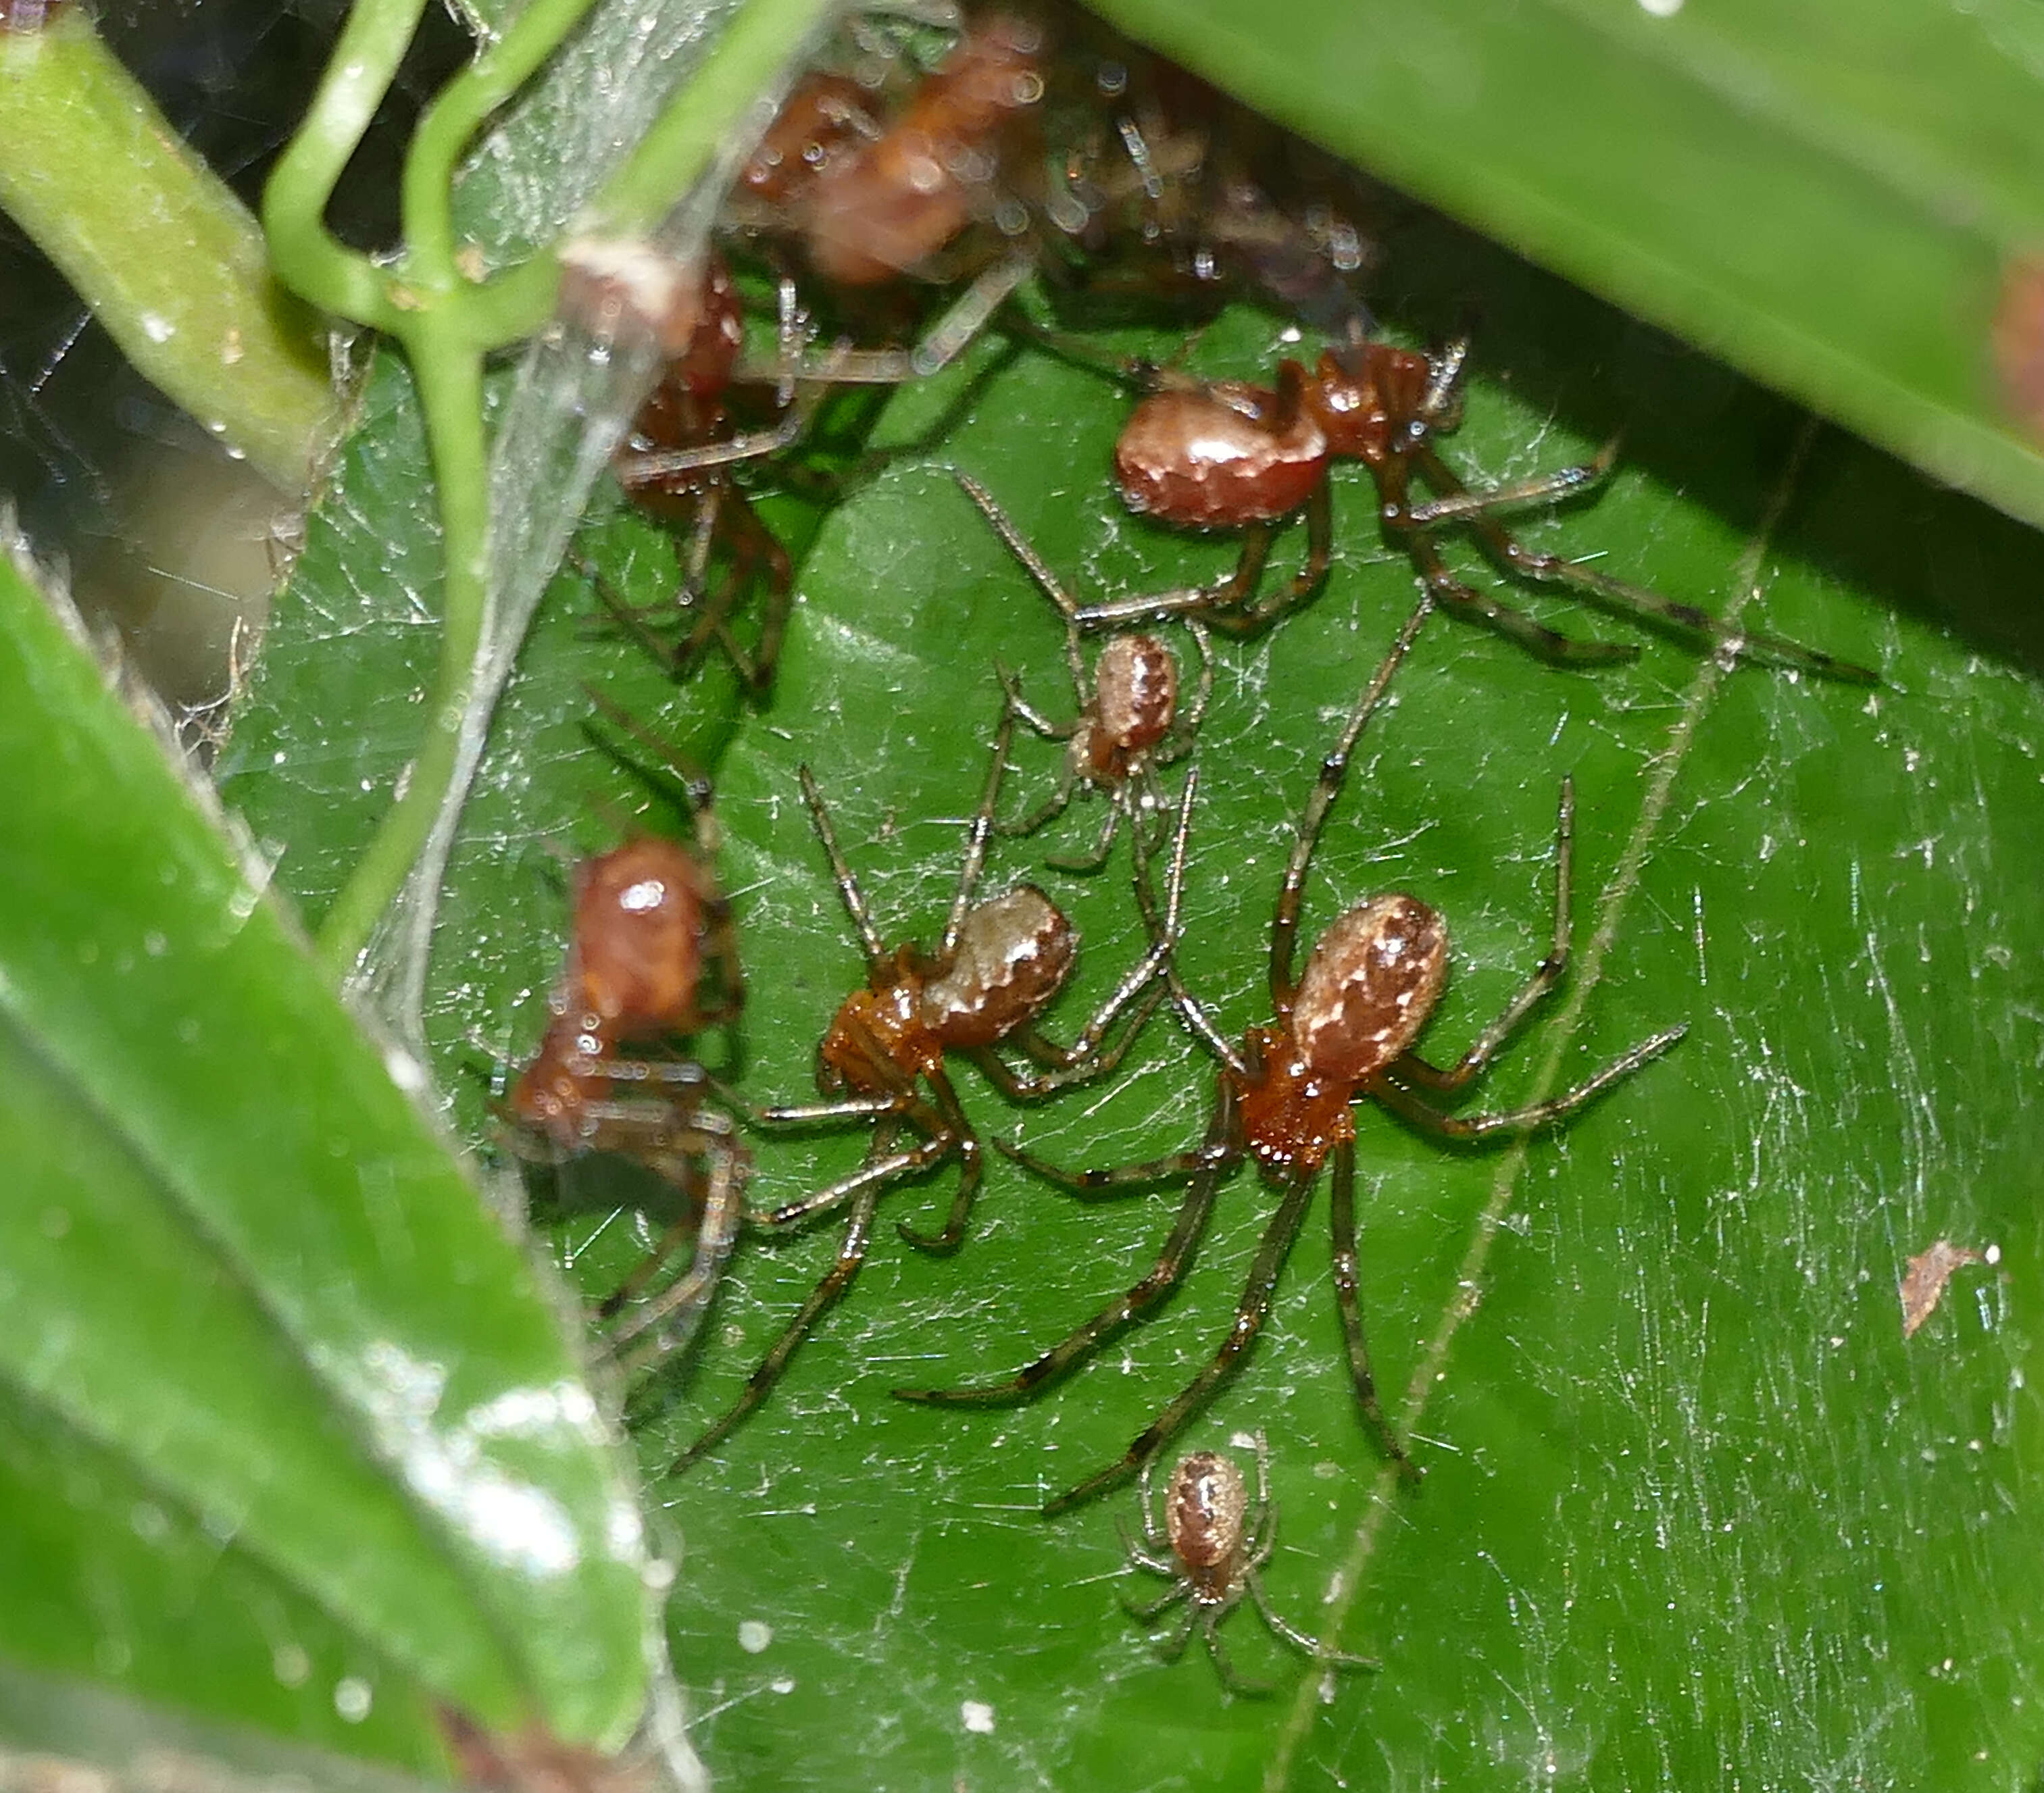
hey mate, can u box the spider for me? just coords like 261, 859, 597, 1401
505, 801, 749, 1374
672, 709, 1191, 1469
1069, 336, 1876, 681
956, 470, 1212, 874
1122, 1431, 1374, 1695
565, 248, 809, 696
896, 595, 1687, 1512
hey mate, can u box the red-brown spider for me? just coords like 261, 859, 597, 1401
581, 251, 804, 695
957, 470, 1212, 873
1123, 1431, 1374, 1695
1078, 338, 1875, 680
672, 713, 1189, 1469
897, 596, 1687, 1512
507, 792, 749, 1373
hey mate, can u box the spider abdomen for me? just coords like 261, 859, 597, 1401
1164, 1449, 1250, 1602
569, 837, 716, 1038
1292, 894, 1448, 1084
919, 885, 1078, 1047
1115, 382, 1326, 526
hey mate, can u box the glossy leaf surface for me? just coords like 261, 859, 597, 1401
0, 546, 653, 1759
220, 187, 2044, 1787
1088, 0, 2044, 536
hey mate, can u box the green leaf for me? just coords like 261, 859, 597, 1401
220, 187, 2044, 1786
0, 545, 653, 1757
1085, 0, 2044, 537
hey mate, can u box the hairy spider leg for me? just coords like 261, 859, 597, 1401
1266, 595, 1435, 1015
601, 1142, 748, 1375
891, 1080, 1241, 1415
672, 1119, 902, 1473
580, 478, 795, 695
1043, 1160, 1318, 1515
1401, 443, 1877, 682
1326, 1143, 1405, 1471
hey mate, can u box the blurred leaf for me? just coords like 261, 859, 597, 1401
221, 186, 2044, 1788
0, 544, 653, 1759
1087, 0, 2044, 538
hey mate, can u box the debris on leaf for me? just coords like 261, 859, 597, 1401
1899, 1240, 1987, 1338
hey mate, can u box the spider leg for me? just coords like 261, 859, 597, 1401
894, 1066, 982, 1253
1155, 1606, 1199, 1666
1247, 1571, 1378, 1671
577, 550, 702, 676
995, 1131, 1227, 1196
1045, 1159, 1320, 1516
943, 707, 1017, 956
1122, 765, 1247, 1076
1328, 1141, 1413, 1473
974, 985, 1165, 1101
1043, 800, 1121, 874
1369, 1023, 1687, 1142
1000, 768, 1082, 842
672, 1145, 889, 1471
1403, 439, 1618, 526
709, 488, 795, 695
957, 474, 1091, 699
1269, 594, 1434, 1013
1414, 444, 1876, 682
1153, 620, 1215, 761
1124, 1580, 1191, 1623
776, 248, 1034, 384
1073, 526, 1276, 635
585, 1105, 746, 1317
751, 1092, 901, 1126
602, 1144, 749, 1373
1199, 480, 1332, 639
894, 1088, 1239, 1408
612, 397, 814, 482
980, 768, 1193, 1094
995, 661, 1078, 743
1201, 1606, 1274, 1698
1403, 526, 1639, 670
797, 766, 889, 975
748, 1114, 955, 1230
1138, 1450, 1168, 1552
1399, 778, 1574, 1095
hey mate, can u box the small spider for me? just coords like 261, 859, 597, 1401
672, 711, 1189, 1469
722, 15, 1044, 389
574, 251, 805, 696
1123, 1432, 1375, 1695
957, 470, 1212, 873
897, 596, 1687, 1511
1078, 338, 1875, 680
506, 790, 749, 1373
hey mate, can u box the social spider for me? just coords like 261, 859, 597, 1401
672, 712, 1189, 1469
956, 470, 1211, 873
897, 596, 1687, 1511
1123, 1432, 1374, 1695
506, 803, 749, 1373
1073, 337, 1875, 680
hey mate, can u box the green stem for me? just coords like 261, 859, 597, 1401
259, 0, 425, 333
401, 0, 607, 288
314, 326, 490, 977
0, 9, 333, 489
